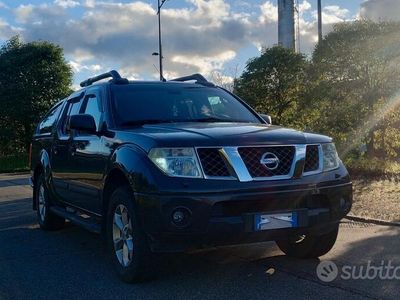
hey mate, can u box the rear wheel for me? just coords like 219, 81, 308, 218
35, 174, 65, 230
276, 224, 339, 258
106, 186, 154, 283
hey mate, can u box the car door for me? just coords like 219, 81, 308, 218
51, 94, 84, 203
67, 87, 108, 214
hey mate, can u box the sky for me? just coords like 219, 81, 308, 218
0, 0, 398, 88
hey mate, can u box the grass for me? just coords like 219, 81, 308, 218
351, 177, 400, 222
343, 157, 400, 222
0, 154, 29, 173
345, 156, 400, 178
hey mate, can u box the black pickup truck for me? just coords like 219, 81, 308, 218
30, 70, 352, 282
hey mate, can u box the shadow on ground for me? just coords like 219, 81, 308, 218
0, 178, 30, 188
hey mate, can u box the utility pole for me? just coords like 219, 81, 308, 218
295, 0, 300, 53
156, 0, 167, 81
277, 0, 295, 50
317, 0, 322, 44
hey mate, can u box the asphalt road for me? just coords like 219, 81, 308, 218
0, 174, 399, 300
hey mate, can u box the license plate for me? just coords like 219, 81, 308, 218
254, 212, 298, 231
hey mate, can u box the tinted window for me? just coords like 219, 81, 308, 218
69, 101, 82, 116
81, 94, 101, 131
39, 102, 64, 134
111, 85, 260, 126
61, 99, 83, 134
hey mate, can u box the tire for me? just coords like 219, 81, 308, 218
106, 186, 154, 283
35, 174, 65, 231
276, 224, 339, 259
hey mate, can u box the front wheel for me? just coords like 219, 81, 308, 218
106, 186, 154, 283
275, 225, 339, 259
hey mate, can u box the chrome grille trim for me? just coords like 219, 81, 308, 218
220, 147, 253, 182
196, 144, 322, 182
238, 145, 296, 178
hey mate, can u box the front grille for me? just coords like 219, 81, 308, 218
197, 148, 231, 177
238, 146, 295, 178
304, 145, 320, 172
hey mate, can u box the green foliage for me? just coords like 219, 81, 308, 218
235, 20, 400, 162
0, 36, 72, 155
0, 154, 29, 173
310, 20, 400, 157
234, 46, 310, 127
344, 156, 400, 177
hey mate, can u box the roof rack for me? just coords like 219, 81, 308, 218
79, 70, 128, 87
170, 73, 215, 87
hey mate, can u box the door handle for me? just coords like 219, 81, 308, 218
71, 144, 77, 155
53, 145, 59, 155
71, 142, 84, 155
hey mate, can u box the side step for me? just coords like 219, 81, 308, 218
50, 206, 102, 234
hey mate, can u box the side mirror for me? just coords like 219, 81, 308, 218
260, 114, 272, 125
69, 114, 97, 133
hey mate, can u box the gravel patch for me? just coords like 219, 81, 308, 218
351, 178, 400, 222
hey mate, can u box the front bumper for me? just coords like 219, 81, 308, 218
135, 180, 352, 252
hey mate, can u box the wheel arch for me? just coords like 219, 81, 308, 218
103, 168, 132, 209
101, 144, 157, 233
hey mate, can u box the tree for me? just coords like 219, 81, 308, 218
0, 36, 72, 155
234, 46, 310, 127
209, 64, 240, 92
311, 20, 400, 158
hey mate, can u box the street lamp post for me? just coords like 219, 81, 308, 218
157, 0, 167, 81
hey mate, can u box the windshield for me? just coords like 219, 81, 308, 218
111, 84, 261, 126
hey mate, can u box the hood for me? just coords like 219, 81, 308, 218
114, 122, 332, 152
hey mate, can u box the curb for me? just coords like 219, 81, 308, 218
345, 215, 400, 227
0, 171, 30, 175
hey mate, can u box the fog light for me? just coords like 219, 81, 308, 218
173, 210, 185, 223
171, 207, 191, 227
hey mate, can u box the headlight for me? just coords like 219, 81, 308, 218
322, 143, 340, 171
148, 148, 203, 178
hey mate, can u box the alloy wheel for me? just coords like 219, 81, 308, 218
38, 184, 46, 222
113, 204, 134, 267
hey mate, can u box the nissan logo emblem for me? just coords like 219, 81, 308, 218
260, 152, 280, 170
